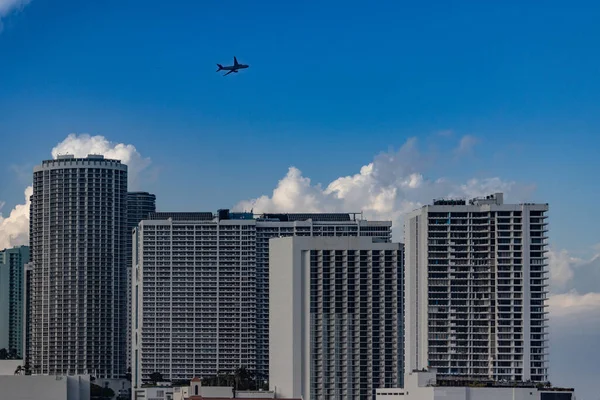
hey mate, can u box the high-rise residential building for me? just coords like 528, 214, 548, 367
23, 262, 33, 363
269, 236, 404, 400
0, 246, 30, 357
30, 155, 128, 378
405, 193, 549, 383
254, 212, 391, 378
132, 210, 391, 387
126, 192, 156, 371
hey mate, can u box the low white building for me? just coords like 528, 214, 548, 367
235, 391, 275, 398
170, 378, 279, 400
0, 359, 23, 375
133, 386, 174, 400
0, 375, 90, 400
376, 370, 575, 400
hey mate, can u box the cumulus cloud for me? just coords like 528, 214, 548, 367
0, 134, 151, 249
236, 137, 541, 241
548, 291, 600, 318
548, 248, 583, 289
548, 246, 600, 293
0, 186, 32, 250
52, 134, 151, 189
236, 137, 530, 241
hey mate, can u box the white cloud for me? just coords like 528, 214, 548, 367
0, 185, 32, 250
236, 137, 526, 241
0, 0, 30, 16
0, 134, 151, 250
548, 248, 582, 289
454, 134, 479, 156
548, 246, 600, 293
0, 0, 30, 31
52, 133, 151, 189
549, 291, 600, 318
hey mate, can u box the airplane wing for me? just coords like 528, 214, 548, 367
224, 69, 235, 76
234, 56, 239, 66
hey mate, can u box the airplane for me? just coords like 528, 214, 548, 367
216, 56, 249, 76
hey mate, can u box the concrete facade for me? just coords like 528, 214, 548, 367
132, 211, 391, 386
253, 212, 392, 378
0, 255, 8, 350
30, 155, 128, 378
0, 374, 91, 400
0, 246, 30, 357
134, 386, 174, 400
126, 192, 157, 372
0, 359, 23, 375
405, 193, 549, 382
170, 380, 278, 400
376, 371, 574, 400
269, 236, 403, 400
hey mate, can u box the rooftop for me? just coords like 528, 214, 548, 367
40, 154, 123, 165
148, 212, 214, 221
144, 210, 377, 223
258, 213, 356, 222
433, 376, 573, 391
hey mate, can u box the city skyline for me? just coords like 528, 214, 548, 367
0, 133, 597, 397
0, 1, 599, 398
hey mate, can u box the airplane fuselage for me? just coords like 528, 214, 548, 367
221, 65, 248, 72
217, 57, 249, 75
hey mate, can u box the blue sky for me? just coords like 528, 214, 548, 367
1, 1, 599, 253
1, 1, 599, 397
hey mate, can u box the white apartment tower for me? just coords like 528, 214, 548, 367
405, 193, 549, 383
30, 155, 128, 378
269, 236, 403, 400
132, 211, 391, 387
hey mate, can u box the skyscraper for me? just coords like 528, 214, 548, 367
0, 245, 30, 357
126, 192, 156, 371
405, 193, 549, 382
132, 210, 391, 387
269, 236, 404, 400
254, 212, 392, 378
30, 155, 128, 378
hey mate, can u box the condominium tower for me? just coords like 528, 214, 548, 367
132, 210, 391, 386
30, 155, 128, 378
0, 246, 30, 357
269, 236, 404, 400
126, 192, 156, 370
405, 193, 549, 382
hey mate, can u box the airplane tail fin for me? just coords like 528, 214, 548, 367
216, 64, 223, 71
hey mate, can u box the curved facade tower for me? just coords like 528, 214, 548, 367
30, 155, 127, 378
